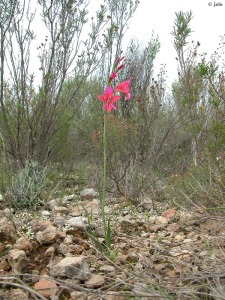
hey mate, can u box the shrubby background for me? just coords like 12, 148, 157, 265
0, 1, 225, 211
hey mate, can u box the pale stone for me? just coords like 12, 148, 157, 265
45, 246, 55, 256
41, 210, 50, 217
64, 235, 73, 244
52, 206, 70, 214
155, 216, 168, 225
8, 249, 28, 274
174, 234, 185, 242
80, 188, 98, 199
66, 217, 88, 229
36, 226, 58, 245
85, 274, 105, 288
70, 290, 87, 299
142, 201, 153, 210
99, 265, 115, 272
51, 256, 91, 280
53, 216, 66, 228
148, 224, 165, 232
63, 194, 76, 201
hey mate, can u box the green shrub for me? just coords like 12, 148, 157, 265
166, 159, 225, 209
8, 160, 48, 209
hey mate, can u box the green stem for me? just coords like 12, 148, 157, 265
102, 110, 107, 231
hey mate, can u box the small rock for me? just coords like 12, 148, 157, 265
199, 250, 207, 257
36, 226, 58, 245
149, 224, 165, 233
34, 279, 59, 299
0, 258, 10, 271
30, 220, 52, 233
13, 237, 33, 252
70, 290, 87, 299
174, 234, 185, 242
183, 238, 192, 243
142, 201, 153, 210
41, 210, 50, 217
70, 206, 82, 217
63, 194, 76, 201
64, 235, 73, 244
94, 226, 105, 237
53, 216, 66, 228
66, 217, 88, 229
85, 274, 105, 288
52, 206, 70, 214
85, 201, 100, 215
58, 243, 73, 255
80, 188, 98, 199
167, 223, 179, 232
104, 206, 113, 214
179, 212, 195, 225
8, 288, 29, 300
51, 256, 91, 280
161, 208, 176, 220
99, 265, 115, 272
119, 217, 136, 233
0, 217, 17, 242
169, 247, 190, 257
8, 249, 28, 274
0, 194, 3, 201
155, 216, 168, 225
46, 199, 58, 210
45, 246, 55, 256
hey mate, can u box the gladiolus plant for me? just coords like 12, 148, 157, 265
96, 57, 131, 256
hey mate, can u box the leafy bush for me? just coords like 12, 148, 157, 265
8, 160, 48, 209
166, 158, 225, 209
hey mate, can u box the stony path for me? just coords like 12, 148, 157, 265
0, 188, 224, 299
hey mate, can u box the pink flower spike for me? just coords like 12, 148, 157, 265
114, 79, 131, 100
116, 64, 124, 72
109, 72, 117, 82
98, 86, 120, 112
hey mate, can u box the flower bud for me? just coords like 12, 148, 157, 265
116, 64, 124, 72
109, 72, 117, 82
115, 56, 124, 64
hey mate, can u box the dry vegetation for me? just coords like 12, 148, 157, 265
0, 1, 225, 299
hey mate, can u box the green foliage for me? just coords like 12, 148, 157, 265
171, 10, 193, 48
166, 160, 225, 209
0, 133, 12, 195
9, 161, 48, 210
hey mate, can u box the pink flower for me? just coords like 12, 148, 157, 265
114, 79, 131, 100
109, 72, 117, 82
98, 86, 120, 112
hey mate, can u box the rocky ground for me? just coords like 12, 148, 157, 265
0, 186, 225, 300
